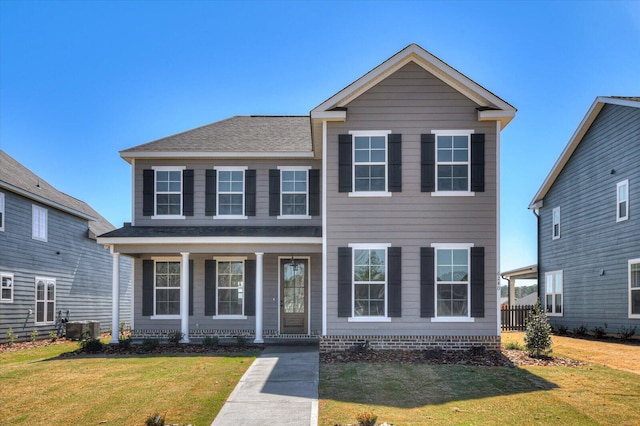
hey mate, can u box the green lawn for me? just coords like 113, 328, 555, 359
319, 334, 640, 426
0, 341, 258, 425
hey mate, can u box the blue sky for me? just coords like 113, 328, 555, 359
1, 0, 639, 275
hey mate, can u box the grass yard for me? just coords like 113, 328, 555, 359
0, 340, 258, 425
319, 333, 640, 426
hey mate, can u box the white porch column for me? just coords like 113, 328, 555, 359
180, 252, 190, 343
110, 250, 120, 344
254, 252, 264, 343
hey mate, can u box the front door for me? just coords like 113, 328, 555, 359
280, 258, 308, 334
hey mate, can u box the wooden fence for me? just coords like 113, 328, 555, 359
501, 305, 534, 331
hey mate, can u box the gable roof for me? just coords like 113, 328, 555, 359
311, 43, 517, 128
120, 115, 313, 161
529, 97, 640, 209
0, 150, 115, 237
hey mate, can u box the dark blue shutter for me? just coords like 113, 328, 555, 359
421, 134, 436, 192
338, 247, 352, 317
338, 134, 353, 192
189, 260, 194, 316
143, 170, 154, 216
471, 247, 485, 317
309, 169, 320, 216
471, 133, 485, 192
183, 169, 194, 216
420, 247, 435, 317
388, 134, 402, 192
244, 260, 256, 316
205, 169, 216, 216
142, 260, 154, 316
388, 247, 402, 317
245, 169, 256, 216
204, 259, 216, 316
269, 169, 280, 216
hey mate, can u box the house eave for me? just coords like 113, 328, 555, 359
97, 236, 323, 245
120, 150, 315, 163
478, 109, 517, 128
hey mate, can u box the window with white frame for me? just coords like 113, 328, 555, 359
435, 246, 470, 317
435, 132, 471, 192
545, 270, 563, 316
154, 260, 181, 316
629, 259, 640, 318
353, 247, 387, 317
552, 207, 561, 240
217, 259, 245, 316
281, 169, 308, 216
617, 180, 629, 222
154, 168, 183, 216
35, 277, 55, 323
1, 273, 13, 302
352, 131, 388, 192
217, 169, 245, 216
32, 205, 47, 241
0, 192, 5, 231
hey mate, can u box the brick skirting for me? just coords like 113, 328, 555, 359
319, 335, 501, 353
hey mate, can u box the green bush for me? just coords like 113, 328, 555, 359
49, 331, 58, 342
355, 411, 378, 426
524, 302, 552, 358
6, 328, 18, 346
141, 339, 160, 352
573, 325, 588, 337
619, 325, 637, 341
167, 331, 184, 346
504, 341, 524, 350
80, 338, 104, 353
554, 324, 568, 335
202, 335, 219, 349
118, 337, 132, 350
30, 329, 39, 344
592, 325, 607, 339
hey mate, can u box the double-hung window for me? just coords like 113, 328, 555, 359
434, 245, 471, 318
352, 131, 389, 194
35, 277, 55, 324
280, 167, 309, 217
352, 246, 387, 318
153, 166, 184, 217
552, 207, 561, 240
216, 168, 246, 218
1, 272, 13, 302
617, 180, 629, 222
434, 131, 472, 193
545, 270, 563, 316
629, 259, 640, 318
0, 192, 5, 231
154, 260, 181, 316
32, 205, 47, 241
217, 259, 245, 316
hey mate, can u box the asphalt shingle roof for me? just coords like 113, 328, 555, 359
121, 116, 312, 154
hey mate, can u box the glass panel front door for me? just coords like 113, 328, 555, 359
280, 259, 308, 334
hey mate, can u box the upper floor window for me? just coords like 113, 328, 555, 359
545, 270, 563, 316
629, 259, 640, 318
154, 260, 181, 316
1, 272, 13, 302
35, 277, 55, 323
216, 168, 246, 218
0, 192, 5, 231
280, 168, 309, 217
217, 259, 245, 316
353, 132, 388, 193
617, 180, 629, 222
435, 245, 471, 318
435, 132, 471, 193
552, 207, 561, 240
154, 167, 183, 217
32, 205, 47, 241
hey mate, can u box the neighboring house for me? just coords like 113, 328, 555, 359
0, 150, 132, 342
97, 44, 516, 351
530, 97, 640, 334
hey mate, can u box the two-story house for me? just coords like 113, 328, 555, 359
530, 97, 640, 335
98, 44, 516, 351
0, 150, 132, 342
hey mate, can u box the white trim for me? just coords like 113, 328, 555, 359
321, 120, 328, 336
152, 258, 182, 317
351, 245, 389, 319
277, 165, 312, 171
277, 215, 312, 220
430, 242, 474, 249
213, 256, 248, 261
279, 168, 310, 217
432, 131, 473, 194
310, 111, 346, 120
351, 132, 389, 194
348, 191, 392, 198
277, 256, 312, 335
0, 272, 14, 303
478, 109, 516, 126
496, 120, 502, 336
617, 179, 629, 222
629, 258, 640, 319
215, 165, 249, 171
131, 159, 136, 226
544, 270, 564, 317
0, 192, 5, 232
152, 166, 184, 218
34, 276, 56, 324
31, 204, 48, 242
430, 317, 475, 323
122, 151, 315, 161
552, 207, 561, 240
151, 215, 186, 220
98, 236, 323, 245
431, 244, 473, 319
150, 315, 181, 320
213, 215, 248, 220
151, 256, 182, 261
349, 130, 392, 136
215, 257, 246, 317
151, 165, 186, 171
348, 317, 392, 323
216, 168, 246, 218
430, 129, 475, 136
349, 243, 392, 249
431, 192, 475, 197
216, 315, 248, 320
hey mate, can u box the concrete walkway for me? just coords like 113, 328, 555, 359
211, 345, 319, 426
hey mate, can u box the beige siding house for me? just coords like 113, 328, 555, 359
98, 44, 515, 351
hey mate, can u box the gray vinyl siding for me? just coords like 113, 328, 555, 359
132, 252, 322, 334
539, 103, 640, 332
325, 62, 499, 336
133, 159, 321, 226
0, 191, 132, 342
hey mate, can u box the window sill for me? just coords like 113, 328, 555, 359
0, 299, 13, 303
546, 313, 563, 317
348, 192, 392, 198
617, 217, 629, 223
150, 315, 181, 320
348, 316, 391, 323
431, 317, 475, 323
213, 215, 248, 220
431, 191, 475, 197
151, 215, 186, 220
628, 315, 640, 319
277, 215, 312, 220
32, 236, 47, 242
214, 315, 248, 320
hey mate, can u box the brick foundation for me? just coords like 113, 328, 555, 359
319, 335, 500, 353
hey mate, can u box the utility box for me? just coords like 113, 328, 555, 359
66, 321, 100, 339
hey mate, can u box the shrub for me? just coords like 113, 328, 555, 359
355, 411, 378, 426
202, 335, 219, 349
167, 331, 184, 346
573, 325, 588, 337
30, 329, 38, 344
80, 337, 104, 353
141, 339, 160, 352
592, 325, 607, 339
49, 331, 58, 342
145, 413, 165, 426
554, 324, 568, 335
504, 341, 524, 350
236, 335, 249, 348
118, 337, 132, 350
6, 328, 17, 346
619, 325, 637, 341
524, 302, 552, 358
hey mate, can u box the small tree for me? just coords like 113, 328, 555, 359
524, 301, 552, 358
